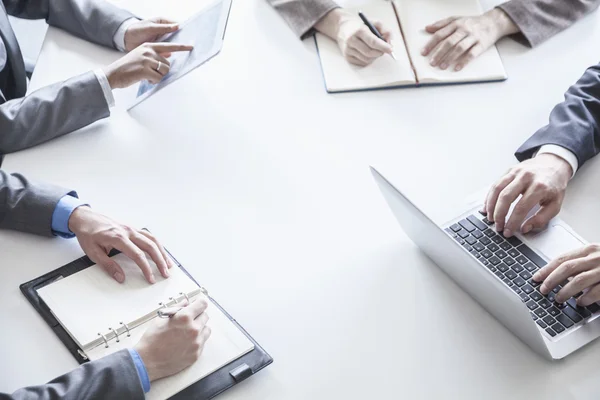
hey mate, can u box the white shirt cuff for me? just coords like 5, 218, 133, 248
536, 144, 578, 179
93, 69, 115, 108
113, 17, 139, 52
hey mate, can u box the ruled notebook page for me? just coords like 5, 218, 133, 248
315, 1, 416, 92
394, 0, 506, 83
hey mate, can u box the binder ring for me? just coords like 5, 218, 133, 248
200, 286, 209, 296
110, 327, 120, 343
170, 296, 179, 304
180, 292, 190, 303
158, 302, 167, 308
98, 332, 109, 348
120, 322, 131, 337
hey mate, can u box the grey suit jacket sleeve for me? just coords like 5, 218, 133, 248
0, 169, 73, 236
3, 0, 135, 48
498, 0, 600, 47
1, 350, 145, 400
266, 0, 340, 39
515, 64, 600, 167
0, 71, 110, 154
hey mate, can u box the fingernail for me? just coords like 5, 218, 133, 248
440, 62, 448, 69
113, 271, 125, 283
503, 229, 512, 237
522, 224, 533, 234
455, 65, 463, 71
149, 274, 156, 284
164, 268, 170, 277
421, 49, 426, 55
430, 60, 436, 66
540, 284, 548, 294
532, 272, 541, 281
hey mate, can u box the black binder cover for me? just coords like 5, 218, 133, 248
20, 248, 273, 399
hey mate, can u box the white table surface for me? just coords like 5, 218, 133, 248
4, 0, 600, 398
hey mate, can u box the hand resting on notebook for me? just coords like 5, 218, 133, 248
315, 8, 393, 66
68, 206, 173, 284
422, 8, 518, 71
481, 154, 571, 238
135, 297, 212, 381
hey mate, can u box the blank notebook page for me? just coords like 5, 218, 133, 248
315, 1, 416, 92
394, 0, 506, 83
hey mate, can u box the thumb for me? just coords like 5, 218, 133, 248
89, 247, 126, 283
521, 203, 560, 234
148, 22, 179, 35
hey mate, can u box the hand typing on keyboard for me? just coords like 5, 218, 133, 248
482, 154, 572, 238
533, 244, 600, 306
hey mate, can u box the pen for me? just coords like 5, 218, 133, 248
358, 11, 397, 60
157, 306, 184, 319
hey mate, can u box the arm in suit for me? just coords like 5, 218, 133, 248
3, 0, 135, 48
266, 0, 340, 39
515, 63, 600, 168
1, 350, 145, 400
0, 169, 73, 236
498, 0, 600, 47
0, 71, 110, 154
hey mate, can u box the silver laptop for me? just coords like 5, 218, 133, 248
371, 166, 600, 359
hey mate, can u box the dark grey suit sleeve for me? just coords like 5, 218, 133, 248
3, 0, 135, 48
498, 0, 600, 47
1, 350, 145, 400
515, 64, 600, 167
0, 169, 72, 236
0, 71, 110, 154
266, 0, 340, 39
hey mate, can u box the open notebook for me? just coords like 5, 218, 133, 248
315, 0, 507, 93
37, 253, 255, 400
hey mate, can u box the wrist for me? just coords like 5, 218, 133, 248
102, 65, 118, 89
484, 8, 519, 40
537, 153, 573, 182
67, 205, 93, 235
134, 344, 160, 382
315, 8, 347, 40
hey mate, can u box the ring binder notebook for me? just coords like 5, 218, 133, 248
20, 244, 272, 400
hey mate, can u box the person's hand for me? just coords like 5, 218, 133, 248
315, 8, 393, 66
134, 298, 211, 381
482, 154, 572, 237
68, 206, 173, 284
124, 18, 180, 52
533, 245, 600, 306
421, 8, 518, 71
103, 42, 193, 89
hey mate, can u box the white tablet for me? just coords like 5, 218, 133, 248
128, 0, 232, 110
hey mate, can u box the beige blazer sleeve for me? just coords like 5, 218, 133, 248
266, 0, 340, 39
498, 0, 600, 47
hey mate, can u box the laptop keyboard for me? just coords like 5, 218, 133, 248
445, 212, 600, 339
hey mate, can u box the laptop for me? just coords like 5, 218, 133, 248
371, 166, 600, 359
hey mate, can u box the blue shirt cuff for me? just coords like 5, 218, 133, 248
51, 194, 88, 238
128, 348, 151, 393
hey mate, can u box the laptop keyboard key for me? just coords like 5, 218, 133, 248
524, 262, 538, 272
506, 236, 522, 247
522, 284, 534, 294
505, 270, 517, 279
473, 243, 485, 252
500, 242, 512, 251
548, 307, 561, 317
495, 271, 504, 279
526, 300, 538, 310
496, 250, 508, 259
481, 250, 493, 259
530, 292, 543, 301
492, 235, 504, 245
467, 215, 488, 231
556, 314, 574, 328
489, 256, 501, 265
534, 308, 547, 318
472, 230, 483, 239
458, 230, 470, 239
505, 258, 516, 266
487, 243, 499, 252
517, 244, 548, 268
484, 229, 495, 237
513, 277, 526, 287
497, 263, 509, 273
516, 255, 528, 264
507, 249, 520, 258
480, 237, 491, 245
537, 320, 547, 329
567, 298, 592, 318
450, 224, 461, 232
520, 293, 529, 302
552, 323, 565, 334
520, 271, 532, 280
545, 327, 557, 337
459, 219, 476, 232
466, 236, 477, 245
482, 217, 494, 225
563, 307, 583, 323
539, 299, 552, 309
503, 278, 513, 287
543, 316, 556, 325
510, 263, 523, 273
470, 249, 480, 258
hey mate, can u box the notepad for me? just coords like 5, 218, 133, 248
38, 253, 254, 400
315, 0, 507, 93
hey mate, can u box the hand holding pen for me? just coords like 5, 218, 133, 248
314, 9, 395, 67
